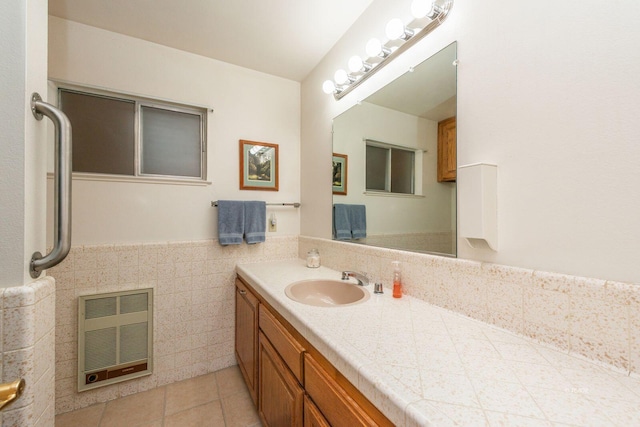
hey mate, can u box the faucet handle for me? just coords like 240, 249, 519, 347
341, 271, 351, 280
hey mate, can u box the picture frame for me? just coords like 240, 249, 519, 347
240, 140, 279, 191
332, 153, 348, 195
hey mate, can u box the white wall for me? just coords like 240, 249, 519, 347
48, 17, 301, 245
333, 101, 453, 234
0, 0, 26, 286
301, 0, 640, 283
0, 0, 49, 286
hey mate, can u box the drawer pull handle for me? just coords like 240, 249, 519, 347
239, 289, 247, 295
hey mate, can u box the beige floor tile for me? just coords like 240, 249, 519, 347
133, 421, 163, 427
165, 372, 219, 416
221, 392, 261, 427
216, 365, 249, 398
100, 387, 165, 427
164, 401, 226, 427
55, 403, 104, 427
56, 366, 259, 427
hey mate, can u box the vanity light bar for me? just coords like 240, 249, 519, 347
322, 0, 454, 100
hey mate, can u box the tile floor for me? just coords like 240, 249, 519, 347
55, 366, 261, 427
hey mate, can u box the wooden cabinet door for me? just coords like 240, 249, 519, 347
259, 332, 304, 427
438, 116, 457, 182
235, 279, 259, 405
304, 395, 331, 427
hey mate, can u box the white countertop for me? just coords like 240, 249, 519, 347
237, 260, 640, 426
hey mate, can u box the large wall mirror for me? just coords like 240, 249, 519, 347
332, 42, 457, 256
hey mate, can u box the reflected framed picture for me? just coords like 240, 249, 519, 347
240, 140, 279, 191
332, 153, 348, 195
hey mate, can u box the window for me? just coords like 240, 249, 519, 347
59, 87, 206, 181
365, 140, 416, 194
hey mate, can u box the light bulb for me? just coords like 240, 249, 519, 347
366, 38, 382, 57
348, 56, 371, 73
411, 0, 442, 19
386, 18, 412, 41
322, 80, 336, 94
366, 38, 391, 58
348, 56, 364, 73
334, 69, 349, 85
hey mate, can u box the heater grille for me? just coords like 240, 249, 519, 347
78, 289, 153, 391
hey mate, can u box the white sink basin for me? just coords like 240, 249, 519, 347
284, 279, 370, 307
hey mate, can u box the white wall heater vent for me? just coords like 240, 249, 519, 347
78, 288, 153, 392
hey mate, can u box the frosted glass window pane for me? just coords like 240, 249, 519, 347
61, 90, 135, 175
366, 145, 388, 191
391, 148, 414, 194
141, 106, 202, 178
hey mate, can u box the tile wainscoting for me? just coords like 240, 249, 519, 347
0, 276, 56, 427
299, 236, 640, 376
49, 236, 298, 415
359, 231, 454, 255
49, 234, 638, 417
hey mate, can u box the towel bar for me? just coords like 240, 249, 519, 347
211, 201, 300, 208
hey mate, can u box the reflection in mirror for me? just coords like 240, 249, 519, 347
332, 42, 457, 256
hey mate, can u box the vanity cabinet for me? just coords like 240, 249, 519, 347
437, 116, 457, 182
235, 279, 259, 404
235, 276, 393, 427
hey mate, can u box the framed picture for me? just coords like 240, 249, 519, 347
332, 153, 348, 195
240, 140, 279, 191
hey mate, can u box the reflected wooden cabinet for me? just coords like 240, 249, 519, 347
235, 279, 259, 404
438, 116, 457, 182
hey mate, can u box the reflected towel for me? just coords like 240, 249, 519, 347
333, 204, 352, 240
217, 200, 244, 245
350, 204, 367, 239
244, 201, 266, 244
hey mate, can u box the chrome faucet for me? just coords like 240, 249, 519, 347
341, 271, 370, 286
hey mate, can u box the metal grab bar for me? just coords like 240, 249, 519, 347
30, 93, 72, 278
0, 379, 25, 411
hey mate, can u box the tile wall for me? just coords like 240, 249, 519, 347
0, 276, 56, 427
299, 236, 640, 376
49, 236, 298, 415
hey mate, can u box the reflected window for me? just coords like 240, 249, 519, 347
365, 140, 415, 194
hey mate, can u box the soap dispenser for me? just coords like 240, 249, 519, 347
392, 261, 402, 298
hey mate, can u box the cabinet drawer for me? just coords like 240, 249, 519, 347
304, 354, 377, 427
259, 305, 305, 382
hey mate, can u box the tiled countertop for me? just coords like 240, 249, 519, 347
236, 260, 640, 426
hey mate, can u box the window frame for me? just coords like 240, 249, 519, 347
56, 84, 208, 184
365, 139, 417, 195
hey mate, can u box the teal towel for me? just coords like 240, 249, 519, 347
333, 204, 352, 240
218, 200, 244, 245
350, 205, 367, 239
244, 201, 266, 244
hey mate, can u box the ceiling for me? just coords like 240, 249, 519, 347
48, 0, 374, 82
